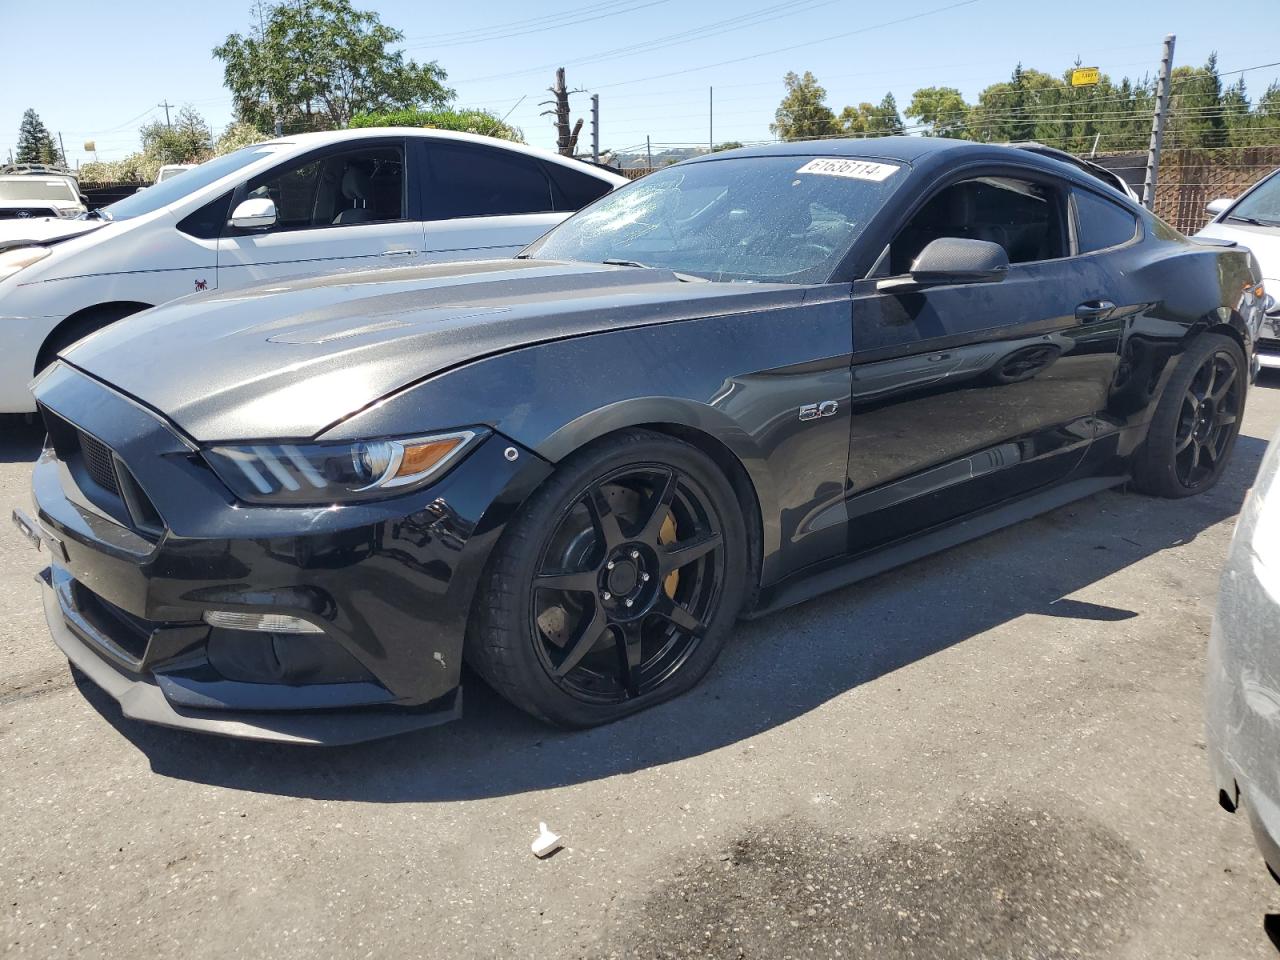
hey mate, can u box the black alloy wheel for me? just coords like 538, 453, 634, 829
531, 463, 723, 703
1133, 332, 1246, 499
1173, 348, 1242, 490
467, 430, 747, 727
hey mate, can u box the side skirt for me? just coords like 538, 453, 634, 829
745, 474, 1128, 620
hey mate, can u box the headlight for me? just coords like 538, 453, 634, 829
203, 430, 484, 504
0, 245, 51, 282
1264, 281, 1279, 317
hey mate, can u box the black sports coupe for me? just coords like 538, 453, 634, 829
16, 137, 1266, 743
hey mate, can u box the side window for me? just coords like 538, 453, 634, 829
544, 161, 614, 211
884, 176, 1068, 275
244, 143, 405, 231
1073, 188, 1138, 253
425, 143, 554, 219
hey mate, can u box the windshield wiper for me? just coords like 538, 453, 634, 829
602, 258, 648, 268
1227, 214, 1280, 227
84, 208, 113, 221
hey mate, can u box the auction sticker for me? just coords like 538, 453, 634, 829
796, 158, 900, 181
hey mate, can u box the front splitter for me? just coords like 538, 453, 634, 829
39, 574, 462, 746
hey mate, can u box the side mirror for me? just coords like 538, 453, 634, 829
877, 237, 1010, 293
229, 196, 277, 230
1206, 197, 1232, 217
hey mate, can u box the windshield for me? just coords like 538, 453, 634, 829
101, 145, 281, 220
0, 178, 76, 202
527, 155, 906, 283
157, 166, 190, 182
1229, 171, 1280, 226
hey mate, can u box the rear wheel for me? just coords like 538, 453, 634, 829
467, 430, 747, 727
1133, 333, 1246, 498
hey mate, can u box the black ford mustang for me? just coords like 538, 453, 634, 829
17, 137, 1266, 743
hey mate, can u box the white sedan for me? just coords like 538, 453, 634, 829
0, 128, 625, 414
1196, 167, 1280, 368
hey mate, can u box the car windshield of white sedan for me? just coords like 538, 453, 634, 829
1228, 173, 1280, 226
530, 155, 906, 283
0, 179, 76, 201
98, 145, 283, 221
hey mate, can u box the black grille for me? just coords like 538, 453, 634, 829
1258, 336, 1280, 352
78, 431, 120, 494
0, 207, 58, 219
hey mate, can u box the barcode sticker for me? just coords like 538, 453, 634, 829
796, 158, 900, 182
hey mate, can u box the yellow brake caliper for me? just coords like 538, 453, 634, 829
659, 511, 680, 598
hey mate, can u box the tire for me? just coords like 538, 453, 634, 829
35, 304, 147, 374
1132, 332, 1247, 499
466, 429, 748, 727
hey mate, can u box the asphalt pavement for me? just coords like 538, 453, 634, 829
4, 378, 1280, 959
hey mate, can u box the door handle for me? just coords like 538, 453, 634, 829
386, 248, 415, 256
1075, 300, 1117, 322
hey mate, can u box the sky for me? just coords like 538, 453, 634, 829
2, 0, 1278, 167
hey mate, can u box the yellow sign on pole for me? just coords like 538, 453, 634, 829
1071, 67, 1101, 87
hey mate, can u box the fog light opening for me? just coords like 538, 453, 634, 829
202, 610, 325, 634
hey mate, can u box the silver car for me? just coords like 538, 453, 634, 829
1207, 428, 1280, 877
1197, 168, 1280, 369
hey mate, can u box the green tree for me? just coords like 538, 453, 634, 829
140, 106, 213, 163
867, 92, 905, 135
906, 86, 969, 137
771, 71, 837, 140
1168, 54, 1228, 149
712, 141, 744, 152
351, 107, 523, 142
838, 102, 874, 135
15, 108, 59, 165
214, 0, 453, 133
215, 121, 269, 155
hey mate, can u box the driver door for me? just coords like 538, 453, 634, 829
845, 172, 1124, 552
216, 138, 426, 289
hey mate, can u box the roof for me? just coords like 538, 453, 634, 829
259, 127, 628, 184
693, 135, 992, 164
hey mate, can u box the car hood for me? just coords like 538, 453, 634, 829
1197, 221, 1280, 280
61, 258, 805, 441
0, 215, 106, 250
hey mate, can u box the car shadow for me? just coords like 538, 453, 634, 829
0, 415, 43, 464
76, 433, 1268, 802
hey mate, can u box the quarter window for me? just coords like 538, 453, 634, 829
1073, 188, 1138, 253
885, 176, 1068, 275
245, 144, 406, 231
425, 143, 554, 219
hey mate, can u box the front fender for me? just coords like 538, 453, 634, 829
330, 296, 855, 585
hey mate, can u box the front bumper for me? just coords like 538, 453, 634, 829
27, 363, 551, 743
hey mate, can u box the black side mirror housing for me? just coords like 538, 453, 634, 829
877, 237, 1010, 293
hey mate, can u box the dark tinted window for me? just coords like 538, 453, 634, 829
544, 161, 613, 211
426, 143, 553, 219
1074, 188, 1138, 253
245, 144, 405, 230
887, 176, 1067, 274
177, 190, 233, 239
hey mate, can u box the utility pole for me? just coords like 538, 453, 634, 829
646, 136, 653, 169
709, 86, 713, 152
1141, 34, 1176, 211
590, 94, 600, 163
158, 100, 173, 130
57, 131, 67, 168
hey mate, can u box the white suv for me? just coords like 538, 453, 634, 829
0, 174, 87, 221
0, 128, 625, 413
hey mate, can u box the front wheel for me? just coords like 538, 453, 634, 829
1132, 332, 1246, 498
466, 430, 748, 727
